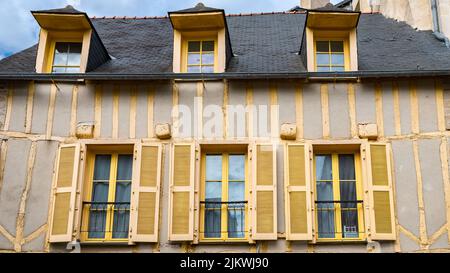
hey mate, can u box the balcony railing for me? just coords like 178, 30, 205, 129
200, 201, 247, 239
80, 201, 130, 240
315, 200, 364, 239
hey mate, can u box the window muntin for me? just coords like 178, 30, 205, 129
314, 153, 364, 241
315, 40, 345, 72
187, 40, 215, 73
51, 42, 82, 73
82, 153, 133, 242
201, 153, 247, 241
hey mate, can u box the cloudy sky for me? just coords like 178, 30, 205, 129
0, 0, 339, 60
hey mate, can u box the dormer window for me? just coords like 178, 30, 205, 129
301, 4, 360, 72
169, 3, 233, 74
187, 40, 215, 73
51, 42, 82, 73
31, 5, 110, 74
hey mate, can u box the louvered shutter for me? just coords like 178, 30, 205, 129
285, 143, 313, 240
168, 143, 195, 241
130, 143, 162, 243
49, 144, 81, 242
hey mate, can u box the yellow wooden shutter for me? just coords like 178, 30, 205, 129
252, 143, 277, 240
130, 143, 162, 243
366, 143, 396, 240
168, 143, 195, 241
285, 143, 313, 241
49, 143, 80, 243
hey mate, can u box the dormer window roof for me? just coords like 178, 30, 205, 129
169, 3, 233, 73
31, 5, 110, 73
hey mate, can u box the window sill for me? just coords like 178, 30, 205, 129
313, 238, 367, 244
198, 239, 250, 245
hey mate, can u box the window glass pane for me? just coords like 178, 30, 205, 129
113, 182, 131, 239
188, 41, 201, 52
316, 155, 332, 180
316, 181, 335, 238
228, 155, 245, 181
94, 155, 111, 181
52, 67, 66, 73
67, 43, 82, 66
202, 41, 215, 52
228, 182, 245, 202
201, 66, 214, 73
117, 155, 133, 181
316, 41, 329, 52
316, 53, 329, 65
188, 53, 201, 65
92, 182, 109, 202
339, 155, 355, 180
65, 67, 80, 73
115, 182, 131, 203
202, 53, 214, 65
330, 41, 344, 52
206, 155, 222, 181
205, 182, 222, 238
331, 54, 344, 66
331, 66, 345, 72
317, 66, 330, 72
228, 182, 245, 239
187, 66, 201, 73
53, 43, 69, 66
340, 181, 359, 238
88, 202, 107, 238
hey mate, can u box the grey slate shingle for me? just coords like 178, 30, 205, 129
1, 13, 450, 74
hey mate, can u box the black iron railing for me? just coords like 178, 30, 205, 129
80, 201, 130, 240
200, 201, 248, 238
315, 200, 364, 239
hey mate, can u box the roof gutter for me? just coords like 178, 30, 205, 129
0, 71, 449, 81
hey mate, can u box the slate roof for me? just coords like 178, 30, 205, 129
170, 3, 224, 14
1, 12, 450, 74
31, 5, 84, 14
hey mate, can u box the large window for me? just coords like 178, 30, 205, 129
51, 42, 82, 73
81, 152, 133, 242
314, 152, 364, 241
187, 40, 215, 73
200, 153, 247, 241
315, 40, 346, 72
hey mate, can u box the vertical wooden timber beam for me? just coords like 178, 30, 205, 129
435, 79, 450, 243
94, 84, 102, 138
69, 85, 78, 137
46, 84, 57, 139
375, 83, 384, 138
413, 140, 428, 249
130, 85, 137, 139
3, 82, 13, 131
270, 82, 278, 140
246, 82, 253, 139
44, 145, 60, 252
223, 79, 229, 139
0, 140, 7, 195
196, 82, 203, 139
347, 83, 357, 138
320, 83, 330, 139
172, 81, 179, 138
25, 81, 35, 134
392, 81, 402, 136
112, 85, 119, 139
409, 81, 420, 135
390, 143, 401, 252
147, 86, 155, 138
295, 82, 304, 140
14, 141, 37, 252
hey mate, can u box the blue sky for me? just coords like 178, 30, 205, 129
0, 0, 339, 60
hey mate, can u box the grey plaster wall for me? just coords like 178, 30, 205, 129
227, 81, 247, 138
135, 85, 149, 139
100, 84, 113, 138
177, 82, 197, 138
203, 81, 224, 139
355, 83, 376, 124
303, 84, 322, 139
118, 85, 130, 139
52, 84, 72, 137
398, 80, 412, 135
77, 83, 95, 125
381, 81, 396, 137
31, 83, 50, 134
252, 81, 270, 138
417, 80, 439, 133
277, 81, 296, 125
153, 83, 173, 126
0, 82, 7, 129
8, 82, 28, 132
328, 83, 350, 139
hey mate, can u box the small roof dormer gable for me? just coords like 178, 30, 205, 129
169, 3, 233, 73
300, 3, 360, 72
32, 5, 110, 74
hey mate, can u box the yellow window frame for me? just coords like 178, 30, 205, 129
80, 147, 134, 243
313, 36, 350, 72
46, 38, 83, 73
313, 152, 365, 242
199, 152, 249, 243
181, 34, 218, 73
